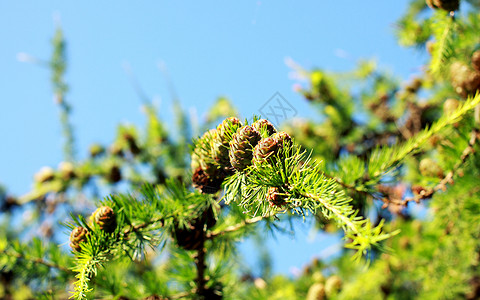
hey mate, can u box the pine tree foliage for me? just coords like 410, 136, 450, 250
4, 0, 480, 299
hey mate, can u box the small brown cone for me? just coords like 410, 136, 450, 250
272, 131, 293, 147
253, 137, 281, 166
325, 275, 343, 297
123, 133, 141, 156
173, 222, 204, 251
106, 165, 122, 183
252, 119, 277, 137
472, 50, 480, 72
192, 167, 224, 194
450, 61, 480, 97
427, 0, 459, 11
173, 205, 218, 250
34, 167, 55, 183
89, 143, 105, 158
306, 283, 326, 300
443, 98, 459, 115
91, 206, 116, 232
58, 161, 76, 181
229, 126, 262, 171
266, 187, 287, 207
419, 158, 444, 178
70, 227, 88, 252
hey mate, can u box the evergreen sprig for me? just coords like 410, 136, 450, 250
67, 180, 216, 299
430, 11, 457, 76
223, 133, 396, 258
367, 92, 480, 180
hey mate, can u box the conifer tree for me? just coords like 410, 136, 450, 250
3, 1, 480, 299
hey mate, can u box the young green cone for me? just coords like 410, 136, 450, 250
70, 226, 88, 252
193, 129, 219, 177
229, 125, 262, 171
212, 117, 242, 169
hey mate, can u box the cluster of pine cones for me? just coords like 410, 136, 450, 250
191, 117, 293, 206
69, 206, 116, 252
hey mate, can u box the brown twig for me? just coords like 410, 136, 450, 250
321, 171, 371, 197
387, 128, 479, 207
169, 291, 192, 299
194, 237, 207, 297
1, 249, 73, 274
122, 217, 164, 238
205, 215, 270, 240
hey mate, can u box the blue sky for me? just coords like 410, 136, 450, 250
0, 1, 425, 275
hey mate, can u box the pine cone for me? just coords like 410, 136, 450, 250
173, 222, 204, 251
266, 187, 287, 207
192, 167, 224, 194
426, 40, 435, 55
34, 167, 55, 183
123, 133, 142, 156
325, 275, 342, 297
273, 131, 292, 144
419, 158, 444, 178
450, 61, 480, 97
173, 205, 218, 250
194, 129, 219, 177
70, 226, 88, 252
443, 98, 459, 115
405, 78, 422, 94
106, 165, 122, 183
89, 143, 105, 158
472, 50, 480, 72
306, 283, 326, 300
109, 142, 124, 157
271, 131, 293, 149
58, 161, 76, 181
229, 126, 262, 171
253, 137, 281, 166
217, 117, 242, 139
202, 282, 223, 300
427, 0, 459, 11
212, 117, 242, 170
91, 206, 116, 232
252, 119, 277, 137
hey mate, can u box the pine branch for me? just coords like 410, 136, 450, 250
430, 11, 456, 76
394, 127, 480, 206
368, 93, 480, 180
206, 215, 270, 239
0, 248, 73, 274
71, 255, 99, 300
51, 26, 76, 162
222, 141, 396, 258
